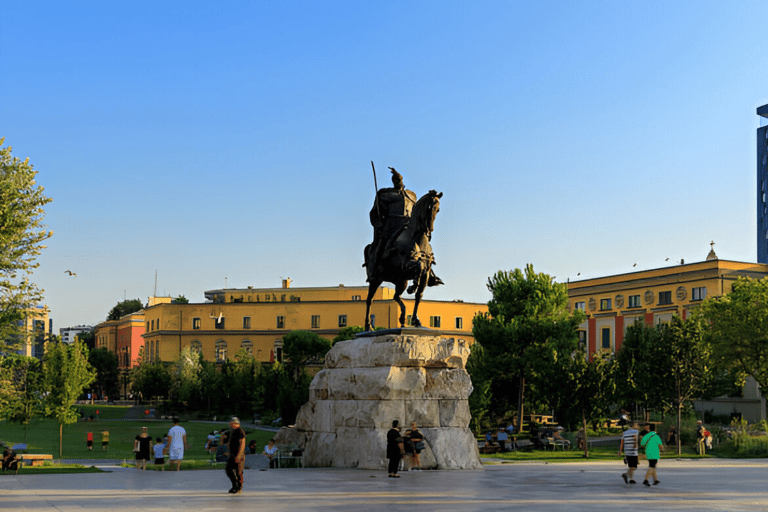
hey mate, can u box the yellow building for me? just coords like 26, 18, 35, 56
568, 249, 768, 422
141, 281, 487, 365
568, 249, 768, 355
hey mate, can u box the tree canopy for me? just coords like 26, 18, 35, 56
0, 138, 52, 351
107, 299, 144, 321
42, 339, 97, 457
283, 330, 332, 368
471, 264, 586, 430
700, 276, 768, 391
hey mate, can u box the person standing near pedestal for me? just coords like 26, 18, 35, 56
225, 417, 246, 494
165, 418, 188, 471
386, 420, 404, 478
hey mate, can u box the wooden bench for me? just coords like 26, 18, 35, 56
513, 440, 534, 451
20, 454, 53, 466
479, 444, 501, 454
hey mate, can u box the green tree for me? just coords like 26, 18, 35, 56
76, 330, 96, 350
106, 299, 143, 321
556, 351, 617, 457
700, 277, 768, 391
0, 138, 53, 352
614, 319, 670, 421
663, 314, 712, 455
465, 342, 493, 435
88, 347, 119, 400
332, 326, 365, 344
171, 347, 201, 410
0, 354, 44, 436
283, 330, 332, 369
172, 295, 189, 304
42, 339, 97, 457
131, 360, 172, 402
471, 264, 586, 432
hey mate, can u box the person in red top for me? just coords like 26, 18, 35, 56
86, 432, 94, 450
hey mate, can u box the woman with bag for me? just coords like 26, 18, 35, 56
134, 426, 152, 470
405, 422, 425, 471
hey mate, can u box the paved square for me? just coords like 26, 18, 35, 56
1, 459, 766, 511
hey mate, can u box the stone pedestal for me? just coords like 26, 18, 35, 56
280, 329, 481, 470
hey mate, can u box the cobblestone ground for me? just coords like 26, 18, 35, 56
1, 459, 766, 511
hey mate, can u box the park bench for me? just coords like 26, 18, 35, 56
479, 444, 501, 454
19, 454, 53, 466
513, 439, 534, 451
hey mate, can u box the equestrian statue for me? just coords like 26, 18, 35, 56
363, 164, 443, 331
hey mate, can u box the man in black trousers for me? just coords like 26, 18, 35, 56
387, 420, 404, 478
225, 417, 246, 494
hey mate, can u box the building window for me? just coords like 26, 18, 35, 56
601, 328, 611, 350
692, 287, 707, 301
274, 340, 283, 363
338, 315, 347, 328
241, 340, 253, 356
146, 322, 150, 331
628, 295, 641, 308
574, 302, 586, 311
658, 291, 672, 305
430, 316, 441, 328
455, 317, 463, 329
311, 315, 320, 329
600, 298, 612, 311
215, 340, 227, 362
577, 330, 587, 350
215, 317, 225, 329
277, 316, 285, 329
243, 317, 251, 329
190, 340, 202, 354
352, 295, 361, 301
193, 318, 201, 330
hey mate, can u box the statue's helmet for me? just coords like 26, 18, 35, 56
390, 168, 404, 188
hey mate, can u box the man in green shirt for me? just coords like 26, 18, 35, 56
640, 423, 664, 486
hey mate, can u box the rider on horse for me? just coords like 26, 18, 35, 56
364, 168, 417, 281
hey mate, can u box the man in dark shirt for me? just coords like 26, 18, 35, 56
225, 417, 246, 494
386, 420, 404, 478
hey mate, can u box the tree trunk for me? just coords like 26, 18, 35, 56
59, 422, 63, 459
676, 402, 682, 456
517, 372, 525, 434
582, 410, 589, 459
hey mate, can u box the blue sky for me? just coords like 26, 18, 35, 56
2, 1, 767, 330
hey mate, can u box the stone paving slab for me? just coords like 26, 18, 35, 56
1, 459, 767, 511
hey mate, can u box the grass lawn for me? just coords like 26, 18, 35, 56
0, 464, 104, 476
1, 414, 276, 461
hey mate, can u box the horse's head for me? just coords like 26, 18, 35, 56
411, 190, 443, 234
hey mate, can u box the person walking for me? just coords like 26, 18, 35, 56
225, 417, 246, 494
134, 426, 152, 470
618, 422, 639, 484
641, 423, 664, 486
101, 430, 109, 451
386, 420, 405, 478
165, 418, 188, 471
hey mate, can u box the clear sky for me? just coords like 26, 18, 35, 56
2, 1, 767, 331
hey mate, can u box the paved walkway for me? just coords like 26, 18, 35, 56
1, 459, 766, 511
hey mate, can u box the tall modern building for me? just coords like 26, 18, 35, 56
757, 104, 768, 263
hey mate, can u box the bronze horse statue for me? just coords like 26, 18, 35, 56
364, 189, 443, 331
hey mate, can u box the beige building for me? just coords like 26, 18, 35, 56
141, 280, 486, 365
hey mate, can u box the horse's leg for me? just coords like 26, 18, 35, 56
410, 273, 429, 328
365, 280, 381, 331
394, 281, 408, 327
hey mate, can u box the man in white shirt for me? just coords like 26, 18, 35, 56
618, 422, 639, 484
165, 417, 188, 471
